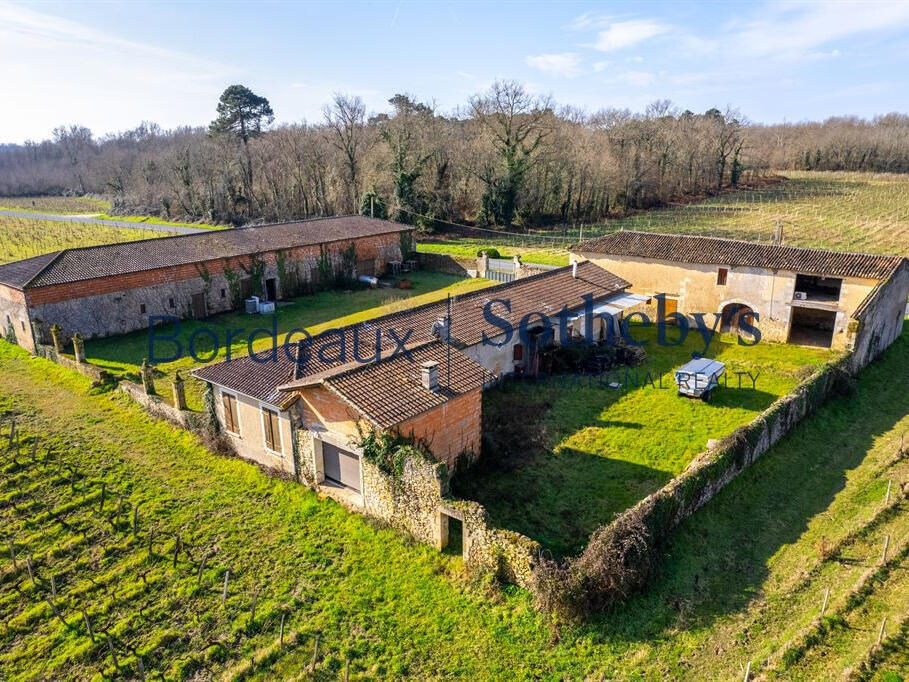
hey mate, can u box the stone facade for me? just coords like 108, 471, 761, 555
18, 231, 404, 343
573, 251, 883, 349
0, 284, 36, 352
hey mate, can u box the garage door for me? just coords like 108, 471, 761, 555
322, 442, 361, 492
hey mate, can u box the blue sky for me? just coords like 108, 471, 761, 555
2, 0, 909, 143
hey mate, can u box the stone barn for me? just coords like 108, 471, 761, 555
0, 215, 414, 352
572, 230, 909, 354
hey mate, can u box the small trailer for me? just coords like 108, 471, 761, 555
674, 357, 725, 400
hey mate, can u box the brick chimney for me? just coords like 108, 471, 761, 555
421, 360, 439, 391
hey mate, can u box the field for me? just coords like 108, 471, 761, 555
82, 272, 495, 411
0, 196, 111, 214
0, 215, 171, 265
1, 327, 907, 680
423, 171, 909, 262
455, 328, 834, 557
416, 239, 569, 266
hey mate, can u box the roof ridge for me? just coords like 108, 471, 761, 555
22, 249, 67, 289
583, 229, 903, 263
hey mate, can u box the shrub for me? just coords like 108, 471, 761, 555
478, 247, 501, 259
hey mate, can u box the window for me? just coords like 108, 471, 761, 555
140, 304, 147, 314
21, 320, 26, 331
220, 288, 226, 299
513, 343, 524, 361
168, 297, 175, 308
717, 268, 728, 286
222, 392, 239, 434
262, 407, 281, 453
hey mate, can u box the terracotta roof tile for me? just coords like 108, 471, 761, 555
573, 230, 905, 280
17, 216, 410, 289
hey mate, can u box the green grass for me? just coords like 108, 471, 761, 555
418, 172, 909, 262
82, 272, 495, 411
416, 240, 569, 266
589, 171, 909, 256
0, 215, 171, 264
0, 195, 111, 214
456, 326, 835, 557
1, 324, 907, 679
94, 213, 224, 230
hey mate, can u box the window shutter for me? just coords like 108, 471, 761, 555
222, 394, 238, 433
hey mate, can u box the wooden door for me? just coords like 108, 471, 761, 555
190, 293, 207, 319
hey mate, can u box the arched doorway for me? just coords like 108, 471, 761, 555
720, 302, 755, 334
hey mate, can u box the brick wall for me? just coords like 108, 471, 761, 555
396, 388, 482, 465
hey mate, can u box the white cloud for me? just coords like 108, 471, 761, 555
566, 11, 613, 31
616, 70, 655, 87
728, 1, 909, 59
593, 60, 611, 72
590, 19, 669, 52
525, 52, 583, 78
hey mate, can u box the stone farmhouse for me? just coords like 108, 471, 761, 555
0, 216, 413, 352
573, 231, 909, 357
192, 261, 639, 498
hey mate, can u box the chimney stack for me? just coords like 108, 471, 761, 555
572, 261, 578, 278
421, 361, 439, 391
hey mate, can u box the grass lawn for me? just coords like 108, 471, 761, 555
83, 272, 495, 411
416, 239, 569, 266
455, 326, 836, 557
0, 215, 170, 264
1, 325, 906, 679
94, 213, 224, 230
0, 195, 111, 214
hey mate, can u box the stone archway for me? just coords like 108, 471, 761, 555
720, 302, 756, 333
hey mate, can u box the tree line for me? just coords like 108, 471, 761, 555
1, 82, 906, 230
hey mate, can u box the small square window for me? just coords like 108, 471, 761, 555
21, 320, 26, 331
220, 288, 226, 298
513, 343, 524, 361
140, 304, 147, 314
168, 298, 175, 308
717, 268, 728, 286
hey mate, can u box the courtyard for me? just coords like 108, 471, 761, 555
452, 326, 836, 557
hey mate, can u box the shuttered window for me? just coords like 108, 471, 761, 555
717, 268, 728, 285
262, 408, 281, 453
222, 393, 239, 434
513, 344, 524, 361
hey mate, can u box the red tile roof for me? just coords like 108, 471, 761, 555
192, 261, 630, 416
1, 216, 411, 290
573, 230, 906, 280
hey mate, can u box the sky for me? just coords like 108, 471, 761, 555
2, 0, 909, 144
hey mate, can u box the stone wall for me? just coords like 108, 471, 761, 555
848, 261, 909, 371
416, 252, 475, 277
0, 284, 36, 352
26, 231, 404, 341
34, 344, 108, 382
441, 499, 541, 589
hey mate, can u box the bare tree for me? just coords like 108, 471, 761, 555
323, 94, 369, 213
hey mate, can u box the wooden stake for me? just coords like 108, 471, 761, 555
821, 587, 830, 615
172, 536, 181, 569
279, 612, 285, 647
8, 540, 16, 569
882, 535, 890, 564
82, 609, 94, 642
885, 479, 892, 505
132, 504, 140, 536
25, 553, 35, 585
98, 483, 106, 513
310, 635, 320, 671
196, 554, 208, 586
743, 661, 751, 682
50, 573, 57, 598
137, 656, 146, 682
107, 636, 119, 668
222, 570, 230, 604
249, 590, 258, 630
877, 616, 887, 645
345, 657, 350, 681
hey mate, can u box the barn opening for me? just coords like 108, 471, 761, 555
442, 515, 464, 556
787, 306, 837, 348
794, 274, 842, 303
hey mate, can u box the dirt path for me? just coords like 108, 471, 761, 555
0, 208, 207, 234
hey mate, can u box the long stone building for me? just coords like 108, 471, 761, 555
0, 216, 413, 351
572, 230, 909, 359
